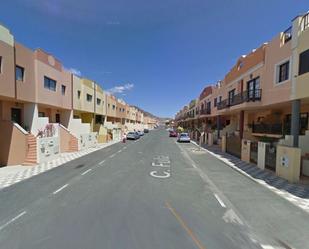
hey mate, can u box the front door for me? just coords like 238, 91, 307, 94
11, 108, 22, 125
55, 113, 60, 123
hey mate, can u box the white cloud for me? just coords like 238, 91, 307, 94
106, 83, 134, 95
66, 68, 82, 76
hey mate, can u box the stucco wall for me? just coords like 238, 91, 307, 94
0, 40, 15, 99
15, 42, 36, 102
34, 49, 72, 110
0, 120, 27, 166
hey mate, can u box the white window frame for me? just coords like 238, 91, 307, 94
274, 57, 291, 86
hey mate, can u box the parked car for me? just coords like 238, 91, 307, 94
127, 132, 139, 140
137, 130, 144, 136
177, 133, 190, 143
169, 130, 177, 137
144, 129, 149, 133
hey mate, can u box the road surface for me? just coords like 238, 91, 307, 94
0, 129, 308, 249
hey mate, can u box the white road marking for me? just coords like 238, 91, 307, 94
81, 169, 92, 175
123, 146, 127, 149
53, 184, 69, 195
99, 160, 105, 165
0, 211, 27, 231
117, 150, 122, 153
214, 194, 226, 208
109, 154, 115, 158
150, 171, 170, 178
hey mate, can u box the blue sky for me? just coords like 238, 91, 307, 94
0, 1, 308, 117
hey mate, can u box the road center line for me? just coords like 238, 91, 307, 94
0, 211, 27, 231
53, 184, 69, 195
214, 194, 226, 208
109, 154, 115, 158
99, 160, 105, 165
165, 202, 206, 249
81, 169, 92, 175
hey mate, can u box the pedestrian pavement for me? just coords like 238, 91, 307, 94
191, 141, 309, 213
0, 140, 120, 190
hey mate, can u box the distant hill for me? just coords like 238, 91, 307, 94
132, 106, 170, 121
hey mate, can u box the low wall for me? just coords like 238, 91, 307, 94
0, 121, 28, 166
79, 132, 98, 150
276, 145, 301, 183
37, 136, 60, 163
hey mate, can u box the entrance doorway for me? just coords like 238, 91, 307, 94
11, 108, 22, 125
55, 113, 60, 123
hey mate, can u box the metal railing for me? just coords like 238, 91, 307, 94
252, 123, 282, 135
301, 13, 309, 32
200, 108, 211, 115
283, 26, 292, 43
217, 89, 262, 110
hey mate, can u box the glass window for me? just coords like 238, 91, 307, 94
299, 49, 309, 75
0, 56, 2, 73
86, 94, 92, 102
278, 61, 289, 82
112, 105, 115, 110
44, 76, 56, 91
77, 90, 81, 99
16, 65, 24, 81
61, 85, 66, 95
214, 97, 217, 107
97, 98, 101, 105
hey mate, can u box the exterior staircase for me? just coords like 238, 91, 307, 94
68, 135, 79, 152
23, 134, 37, 165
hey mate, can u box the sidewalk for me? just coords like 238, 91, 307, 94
0, 140, 120, 190
191, 141, 309, 213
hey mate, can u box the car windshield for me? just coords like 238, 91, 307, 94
1, 2, 309, 249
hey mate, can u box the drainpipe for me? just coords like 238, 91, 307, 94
291, 99, 300, 147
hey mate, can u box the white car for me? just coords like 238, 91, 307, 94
177, 133, 190, 143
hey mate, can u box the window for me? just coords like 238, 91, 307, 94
0, 56, 2, 73
38, 112, 45, 117
277, 61, 289, 83
299, 49, 309, 75
112, 105, 115, 110
97, 98, 101, 105
44, 76, 56, 91
247, 77, 260, 99
16, 66, 25, 81
108, 103, 110, 108
61, 85, 66, 95
218, 96, 222, 103
86, 94, 92, 102
214, 97, 217, 107
77, 90, 81, 99
228, 89, 235, 105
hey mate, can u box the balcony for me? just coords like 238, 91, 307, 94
252, 123, 283, 135
217, 89, 262, 110
200, 108, 211, 115
301, 13, 309, 32
283, 26, 292, 43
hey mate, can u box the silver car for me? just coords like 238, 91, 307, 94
127, 132, 139, 140
177, 133, 190, 143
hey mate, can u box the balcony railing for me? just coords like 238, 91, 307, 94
217, 89, 262, 110
200, 108, 211, 115
252, 123, 283, 135
301, 13, 309, 32
283, 26, 292, 43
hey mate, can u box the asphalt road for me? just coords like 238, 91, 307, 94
0, 128, 308, 249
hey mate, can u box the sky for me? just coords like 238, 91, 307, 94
0, 0, 308, 117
